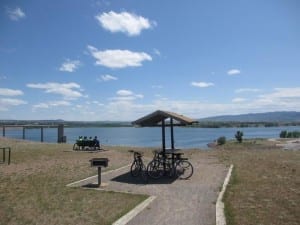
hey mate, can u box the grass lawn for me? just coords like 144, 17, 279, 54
0, 138, 147, 225
1, 137, 299, 225
215, 139, 300, 225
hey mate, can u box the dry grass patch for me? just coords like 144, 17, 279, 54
0, 138, 147, 225
215, 140, 300, 225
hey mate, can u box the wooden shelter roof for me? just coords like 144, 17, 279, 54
132, 110, 197, 126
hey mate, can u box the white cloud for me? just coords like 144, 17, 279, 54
257, 88, 300, 104
92, 100, 104, 106
0, 88, 23, 96
59, 59, 81, 72
95, 11, 155, 36
87, 45, 152, 69
7, 7, 26, 21
33, 100, 71, 110
0, 98, 27, 111
27, 82, 83, 99
117, 90, 133, 96
227, 69, 241, 75
99, 74, 118, 81
110, 89, 144, 102
235, 88, 261, 93
232, 98, 247, 103
191, 82, 214, 88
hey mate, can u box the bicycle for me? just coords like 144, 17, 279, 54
147, 151, 193, 179
173, 153, 193, 179
147, 150, 172, 179
129, 150, 148, 181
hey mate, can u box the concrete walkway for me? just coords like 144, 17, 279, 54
70, 155, 228, 225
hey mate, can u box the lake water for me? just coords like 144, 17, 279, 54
2, 126, 300, 149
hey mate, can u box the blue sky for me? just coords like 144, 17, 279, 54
1, 0, 300, 121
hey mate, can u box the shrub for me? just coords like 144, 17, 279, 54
279, 130, 300, 138
235, 130, 244, 143
217, 136, 226, 145
280, 130, 287, 138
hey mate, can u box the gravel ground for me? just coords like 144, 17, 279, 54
70, 153, 228, 225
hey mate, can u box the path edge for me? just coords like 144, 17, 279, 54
112, 195, 157, 225
216, 164, 234, 225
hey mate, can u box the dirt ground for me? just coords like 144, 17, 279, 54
69, 150, 228, 225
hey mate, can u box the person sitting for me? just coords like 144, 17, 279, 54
93, 136, 100, 148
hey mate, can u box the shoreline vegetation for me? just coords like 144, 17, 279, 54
0, 137, 299, 225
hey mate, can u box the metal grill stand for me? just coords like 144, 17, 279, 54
89, 158, 109, 187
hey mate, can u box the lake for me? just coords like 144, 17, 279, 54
2, 126, 300, 149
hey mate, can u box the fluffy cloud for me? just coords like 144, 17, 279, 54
227, 69, 241, 75
111, 89, 144, 102
0, 88, 23, 96
33, 100, 71, 110
117, 90, 133, 96
7, 7, 26, 21
27, 82, 83, 99
99, 74, 118, 81
191, 82, 214, 88
232, 98, 247, 103
95, 11, 155, 36
59, 59, 81, 72
257, 88, 300, 104
0, 98, 27, 111
87, 45, 152, 69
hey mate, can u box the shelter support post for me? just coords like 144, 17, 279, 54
57, 124, 64, 143
41, 127, 44, 142
162, 119, 166, 151
23, 127, 25, 139
170, 118, 174, 149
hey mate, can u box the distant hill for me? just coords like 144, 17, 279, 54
199, 111, 300, 123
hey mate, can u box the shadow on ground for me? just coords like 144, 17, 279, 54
111, 171, 177, 185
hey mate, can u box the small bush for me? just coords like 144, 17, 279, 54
217, 136, 226, 145
280, 130, 287, 138
235, 130, 244, 143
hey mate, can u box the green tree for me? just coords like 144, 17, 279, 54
235, 130, 244, 143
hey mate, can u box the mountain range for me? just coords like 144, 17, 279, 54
199, 111, 300, 122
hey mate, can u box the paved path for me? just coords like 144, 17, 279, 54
71, 155, 228, 225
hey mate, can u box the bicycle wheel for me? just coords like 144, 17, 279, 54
175, 160, 193, 179
147, 159, 164, 179
130, 161, 140, 177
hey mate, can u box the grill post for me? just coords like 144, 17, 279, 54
98, 167, 102, 187
89, 158, 109, 187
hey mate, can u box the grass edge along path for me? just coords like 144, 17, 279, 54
216, 164, 234, 225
